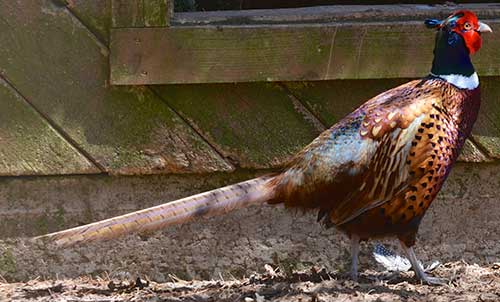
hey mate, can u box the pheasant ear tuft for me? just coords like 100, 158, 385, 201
424, 19, 442, 29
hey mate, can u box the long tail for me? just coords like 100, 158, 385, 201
34, 175, 277, 247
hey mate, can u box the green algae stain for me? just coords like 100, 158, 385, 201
54, 205, 66, 229
34, 216, 49, 234
0, 248, 17, 275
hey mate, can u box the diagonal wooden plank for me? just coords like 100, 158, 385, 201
57, 0, 111, 43
0, 78, 99, 175
154, 83, 322, 168
472, 77, 500, 159
284, 79, 409, 126
0, 1, 232, 175
458, 139, 491, 163
110, 21, 499, 85
58, 0, 172, 44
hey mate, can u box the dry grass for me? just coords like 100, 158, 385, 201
1, 261, 499, 301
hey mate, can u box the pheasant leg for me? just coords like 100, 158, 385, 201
400, 241, 447, 285
350, 235, 360, 281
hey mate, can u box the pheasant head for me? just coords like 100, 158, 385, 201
425, 10, 492, 89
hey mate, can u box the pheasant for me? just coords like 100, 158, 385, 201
36, 10, 491, 285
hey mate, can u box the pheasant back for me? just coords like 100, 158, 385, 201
268, 77, 481, 246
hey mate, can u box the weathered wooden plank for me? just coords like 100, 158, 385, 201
57, 1, 500, 161
474, 136, 500, 159
0, 78, 99, 175
284, 79, 409, 126
111, 25, 334, 84
285, 79, 495, 163
472, 77, 500, 159
112, 0, 144, 27
110, 21, 499, 85
173, 3, 500, 26
457, 139, 491, 163
0, 1, 232, 175
154, 83, 321, 168
55, 0, 172, 44
112, 0, 171, 27
144, 0, 172, 27
57, 0, 112, 42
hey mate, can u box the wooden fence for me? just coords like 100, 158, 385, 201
0, 1, 498, 177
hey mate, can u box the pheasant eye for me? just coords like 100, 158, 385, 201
463, 22, 472, 30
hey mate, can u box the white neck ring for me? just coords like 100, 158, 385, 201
430, 72, 479, 90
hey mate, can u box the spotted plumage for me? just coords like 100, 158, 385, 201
36, 10, 491, 286
269, 77, 480, 248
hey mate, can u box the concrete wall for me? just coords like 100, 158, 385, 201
1, 163, 498, 282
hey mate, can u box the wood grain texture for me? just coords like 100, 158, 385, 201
110, 22, 499, 85
112, 0, 144, 27
173, 4, 500, 26
458, 139, 491, 163
110, 25, 335, 84
0, 78, 99, 175
472, 77, 500, 159
143, 0, 172, 27
57, 0, 111, 42
0, 1, 232, 175
67, 1, 500, 162
284, 79, 409, 126
154, 83, 322, 168
112, 0, 171, 27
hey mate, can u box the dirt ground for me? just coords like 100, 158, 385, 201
1, 261, 499, 302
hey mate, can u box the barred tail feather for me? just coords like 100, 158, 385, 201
34, 175, 276, 247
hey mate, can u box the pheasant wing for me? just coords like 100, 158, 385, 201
271, 79, 444, 227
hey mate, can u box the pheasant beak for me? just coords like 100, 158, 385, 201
478, 22, 493, 33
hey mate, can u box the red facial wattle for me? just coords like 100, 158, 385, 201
458, 30, 482, 55
450, 10, 483, 55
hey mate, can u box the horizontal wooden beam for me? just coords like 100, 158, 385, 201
110, 20, 499, 84
173, 4, 500, 26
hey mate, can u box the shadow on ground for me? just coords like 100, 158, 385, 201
1, 261, 499, 302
